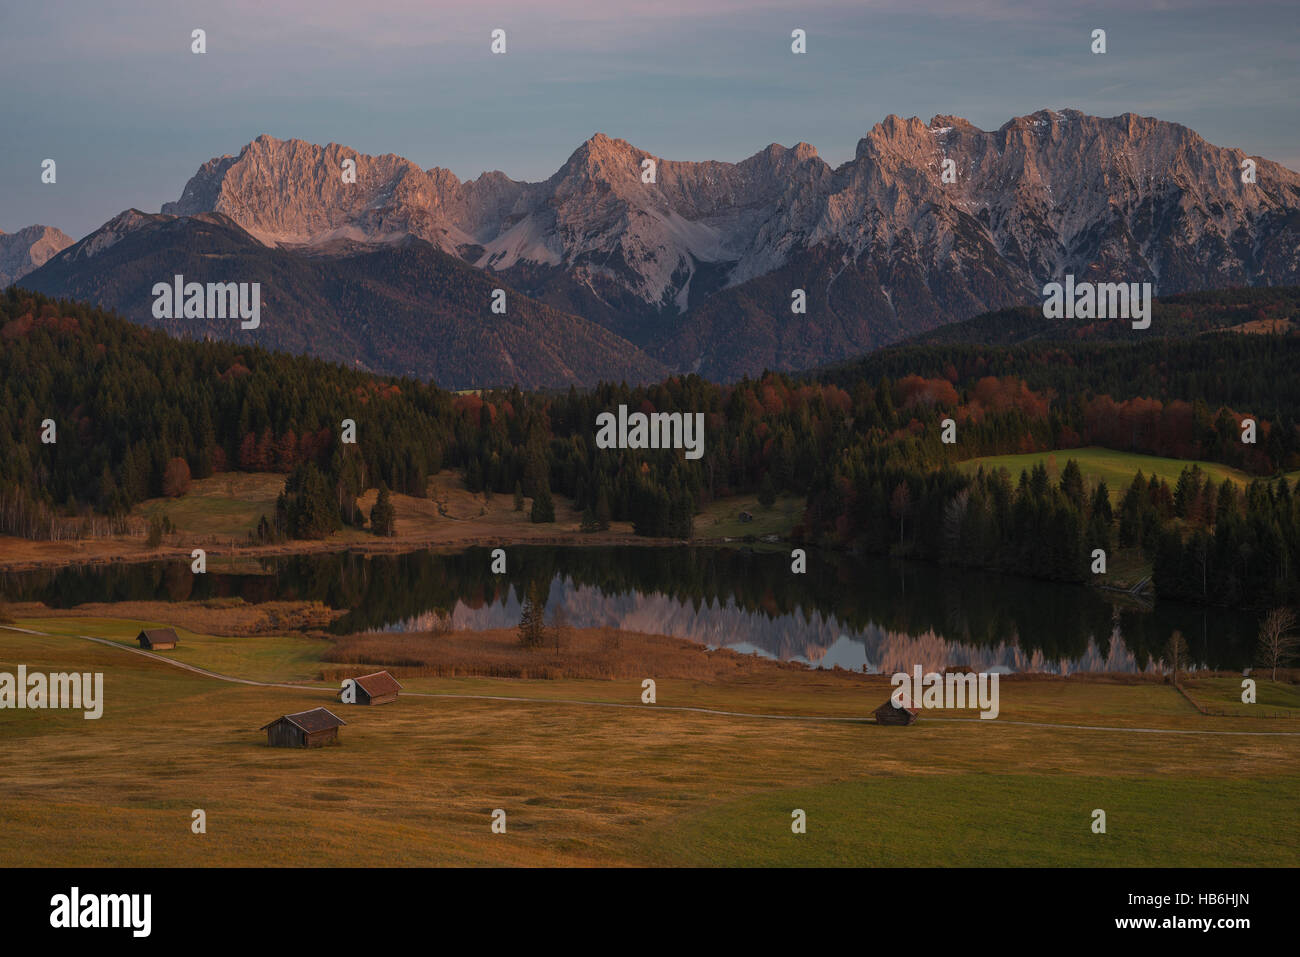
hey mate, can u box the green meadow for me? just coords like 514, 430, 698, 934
955, 447, 1270, 498
1, 621, 1296, 867
134, 473, 286, 538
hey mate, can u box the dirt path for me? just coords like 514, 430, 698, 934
6, 624, 1299, 736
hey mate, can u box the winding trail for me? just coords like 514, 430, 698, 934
7, 625, 1300, 737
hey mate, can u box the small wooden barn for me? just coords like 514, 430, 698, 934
259, 708, 346, 749
342, 671, 403, 706
874, 692, 920, 726
137, 628, 178, 651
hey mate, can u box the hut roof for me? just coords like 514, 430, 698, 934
879, 691, 920, 716
260, 708, 347, 733
139, 628, 178, 643
352, 671, 403, 697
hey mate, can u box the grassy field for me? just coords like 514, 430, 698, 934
955, 447, 1262, 498
135, 473, 285, 538
135, 472, 800, 546
1180, 676, 1300, 717
0, 470, 658, 571
11, 599, 342, 638
632, 775, 1299, 866
133, 470, 604, 545
1, 621, 1296, 867
13, 616, 329, 684
693, 494, 802, 540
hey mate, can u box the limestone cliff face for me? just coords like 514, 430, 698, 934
0, 224, 74, 287
164, 113, 1300, 308
113, 109, 1300, 379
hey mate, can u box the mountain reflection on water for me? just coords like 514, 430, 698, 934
6, 545, 1257, 673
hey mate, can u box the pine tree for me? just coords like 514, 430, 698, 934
549, 604, 569, 651
595, 485, 612, 530
530, 481, 555, 523
370, 485, 396, 537
97, 464, 118, 514
517, 581, 547, 648
1060, 459, 1086, 510
284, 463, 342, 539
1119, 472, 1146, 548
1090, 481, 1113, 525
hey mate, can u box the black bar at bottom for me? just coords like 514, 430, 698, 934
0, 866, 1282, 944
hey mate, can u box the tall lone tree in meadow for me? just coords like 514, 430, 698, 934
1166, 630, 1188, 684
517, 581, 547, 648
549, 604, 569, 652
1257, 607, 1299, 681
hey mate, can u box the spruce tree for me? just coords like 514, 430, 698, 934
517, 581, 547, 647
370, 485, 397, 537
595, 486, 612, 530
530, 481, 555, 523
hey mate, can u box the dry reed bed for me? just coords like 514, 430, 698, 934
321, 626, 819, 681
9, 598, 343, 636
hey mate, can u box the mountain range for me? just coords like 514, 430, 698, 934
13, 109, 1300, 388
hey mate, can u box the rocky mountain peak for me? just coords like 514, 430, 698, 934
927, 115, 976, 131
557, 133, 650, 186
144, 111, 1300, 379
0, 223, 75, 287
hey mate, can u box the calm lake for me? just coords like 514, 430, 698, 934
2, 546, 1259, 673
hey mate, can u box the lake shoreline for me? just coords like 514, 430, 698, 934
0, 529, 1160, 611
7, 608, 1280, 688
0, 528, 752, 573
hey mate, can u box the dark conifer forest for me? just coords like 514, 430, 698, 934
2, 285, 1297, 608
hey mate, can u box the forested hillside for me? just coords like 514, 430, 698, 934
20, 211, 666, 389
901, 286, 1300, 347
2, 287, 1297, 607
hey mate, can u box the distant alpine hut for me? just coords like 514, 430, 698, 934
259, 708, 347, 749
341, 671, 403, 706
137, 628, 178, 651
874, 691, 920, 726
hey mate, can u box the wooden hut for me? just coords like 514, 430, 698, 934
342, 671, 403, 706
259, 708, 346, 749
137, 628, 178, 651
874, 691, 920, 726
